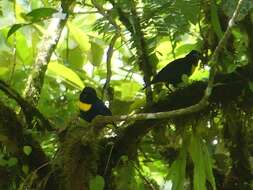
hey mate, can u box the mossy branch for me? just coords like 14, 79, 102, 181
0, 80, 53, 131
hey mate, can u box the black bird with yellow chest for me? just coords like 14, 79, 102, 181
79, 87, 112, 122
143, 50, 201, 89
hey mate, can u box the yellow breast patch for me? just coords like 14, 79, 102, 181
79, 101, 92, 112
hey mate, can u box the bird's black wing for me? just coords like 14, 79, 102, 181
152, 58, 187, 84
94, 100, 112, 116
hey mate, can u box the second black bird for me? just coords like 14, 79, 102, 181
143, 50, 201, 89
79, 87, 112, 122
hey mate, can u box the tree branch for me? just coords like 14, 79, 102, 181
91, 0, 121, 104
102, 32, 120, 104
0, 80, 53, 131
23, 0, 75, 107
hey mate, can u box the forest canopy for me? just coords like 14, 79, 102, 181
0, 0, 252, 190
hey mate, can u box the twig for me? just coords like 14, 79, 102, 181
133, 164, 157, 190
102, 32, 120, 102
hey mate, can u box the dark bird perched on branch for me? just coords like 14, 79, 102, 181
79, 87, 112, 122
143, 50, 201, 89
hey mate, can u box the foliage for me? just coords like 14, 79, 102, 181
0, 0, 252, 189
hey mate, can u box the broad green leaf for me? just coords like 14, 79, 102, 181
89, 175, 105, 190
175, 43, 197, 58
211, 0, 223, 39
25, 8, 58, 22
189, 134, 216, 190
7, 157, 18, 167
23, 145, 32, 156
67, 22, 91, 53
0, 66, 8, 76
89, 41, 104, 66
16, 31, 32, 63
47, 61, 84, 89
64, 47, 85, 69
189, 135, 206, 190
169, 145, 187, 190
22, 165, 29, 174
7, 23, 28, 38
203, 144, 216, 190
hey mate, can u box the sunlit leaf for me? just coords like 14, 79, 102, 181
47, 61, 84, 89
16, 31, 32, 63
89, 41, 104, 66
64, 47, 85, 69
67, 22, 91, 53
25, 8, 58, 22
0, 66, 8, 76
7, 23, 28, 38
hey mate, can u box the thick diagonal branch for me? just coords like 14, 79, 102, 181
0, 80, 52, 131
23, 0, 75, 107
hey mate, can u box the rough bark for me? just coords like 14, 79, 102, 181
23, 0, 75, 107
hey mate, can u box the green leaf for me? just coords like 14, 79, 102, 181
189, 134, 216, 190
16, 31, 32, 63
22, 165, 29, 174
47, 61, 84, 89
248, 82, 253, 92
189, 135, 206, 190
175, 0, 200, 24
169, 145, 187, 190
67, 22, 91, 53
89, 175, 105, 190
0, 66, 9, 76
7, 157, 18, 167
25, 8, 58, 22
222, 0, 253, 21
7, 23, 28, 38
175, 43, 198, 57
23, 145, 32, 156
89, 41, 104, 66
0, 158, 7, 166
63, 47, 85, 69
211, 0, 223, 39
203, 144, 216, 190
